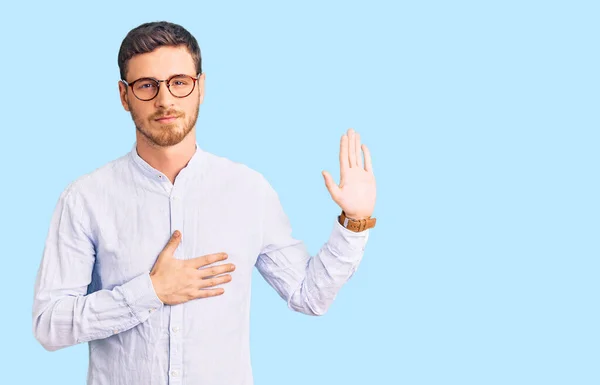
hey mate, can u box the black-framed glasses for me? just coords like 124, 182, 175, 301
121, 73, 201, 101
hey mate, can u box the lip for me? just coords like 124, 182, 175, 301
155, 116, 179, 123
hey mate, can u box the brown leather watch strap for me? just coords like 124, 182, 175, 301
338, 211, 376, 232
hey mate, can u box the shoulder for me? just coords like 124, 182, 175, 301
201, 150, 271, 190
58, 153, 131, 203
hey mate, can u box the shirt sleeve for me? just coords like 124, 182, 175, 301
32, 186, 164, 351
254, 177, 370, 316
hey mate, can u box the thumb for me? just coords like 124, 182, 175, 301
322, 171, 341, 201
159, 230, 181, 259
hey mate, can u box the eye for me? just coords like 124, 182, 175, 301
135, 80, 157, 90
170, 76, 191, 87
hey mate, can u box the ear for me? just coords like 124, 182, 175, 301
198, 73, 206, 105
118, 81, 130, 112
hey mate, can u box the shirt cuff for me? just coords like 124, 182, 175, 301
328, 219, 370, 257
119, 272, 164, 323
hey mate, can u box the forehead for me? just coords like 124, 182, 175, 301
126, 45, 196, 80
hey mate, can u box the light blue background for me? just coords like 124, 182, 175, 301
1, 0, 598, 384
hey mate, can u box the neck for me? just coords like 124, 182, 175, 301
135, 128, 197, 184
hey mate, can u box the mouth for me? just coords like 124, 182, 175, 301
155, 115, 179, 123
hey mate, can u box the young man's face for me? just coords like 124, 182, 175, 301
119, 45, 205, 147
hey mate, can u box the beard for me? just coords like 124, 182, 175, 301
129, 96, 200, 147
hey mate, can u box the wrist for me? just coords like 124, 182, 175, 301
342, 211, 371, 220
149, 274, 166, 304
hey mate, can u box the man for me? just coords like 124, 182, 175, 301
32, 21, 377, 385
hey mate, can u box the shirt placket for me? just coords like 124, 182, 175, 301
168, 186, 184, 384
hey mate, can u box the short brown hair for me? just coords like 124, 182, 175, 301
118, 21, 202, 80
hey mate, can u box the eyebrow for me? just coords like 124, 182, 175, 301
126, 73, 198, 82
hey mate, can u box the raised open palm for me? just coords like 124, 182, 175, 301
322, 128, 376, 219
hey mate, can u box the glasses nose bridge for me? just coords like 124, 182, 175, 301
154, 79, 174, 99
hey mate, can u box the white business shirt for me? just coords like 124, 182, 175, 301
32, 142, 370, 385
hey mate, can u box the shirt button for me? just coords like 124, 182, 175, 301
172, 326, 180, 333
171, 370, 179, 377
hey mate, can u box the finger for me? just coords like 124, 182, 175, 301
159, 230, 181, 259
362, 144, 373, 173
195, 288, 226, 299
322, 170, 341, 201
348, 129, 356, 167
198, 274, 232, 289
355, 132, 363, 168
340, 134, 349, 170
185, 252, 228, 269
196, 263, 236, 279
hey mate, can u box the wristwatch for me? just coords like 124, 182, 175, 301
338, 211, 376, 232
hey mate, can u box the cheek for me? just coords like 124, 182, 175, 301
183, 97, 201, 113
130, 104, 153, 120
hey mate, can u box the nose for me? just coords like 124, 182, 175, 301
153, 81, 176, 109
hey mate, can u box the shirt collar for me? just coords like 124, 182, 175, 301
129, 141, 204, 181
